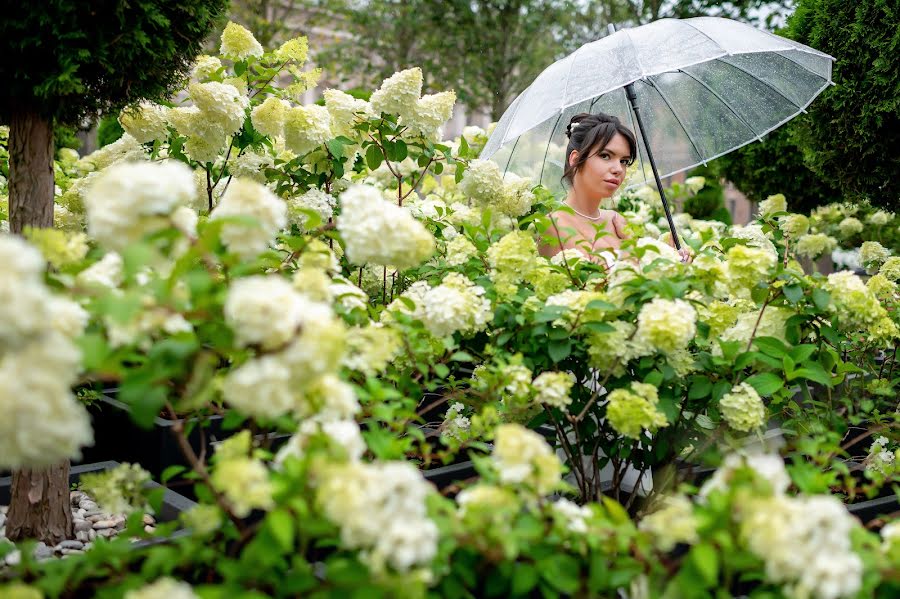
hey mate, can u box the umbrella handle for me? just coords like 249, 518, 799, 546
624, 82, 682, 251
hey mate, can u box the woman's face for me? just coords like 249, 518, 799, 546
569, 132, 632, 200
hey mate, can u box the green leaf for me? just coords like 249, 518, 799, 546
743, 372, 784, 396
812, 288, 831, 310
537, 554, 581, 595
365, 144, 383, 170
782, 284, 803, 303
753, 336, 788, 358
267, 509, 295, 552
511, 562, 539, 595
750, 285, 769, 303
689, 543, 719, 587
789, 365, 832, 386
433, 363, 450, 378
688, 376, 712, 400
326, 138, 345, 159
160, 465, 187, 484
788, 344, 817, 363
547, 339, 572, 362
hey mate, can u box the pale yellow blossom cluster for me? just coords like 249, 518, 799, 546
605, 381, 669, 439
719, 382, 766, 432
491, 423, 562, 495
118, 101, 170, 144
220, 21, 264, 60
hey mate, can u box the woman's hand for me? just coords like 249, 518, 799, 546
677, 247, 693, 264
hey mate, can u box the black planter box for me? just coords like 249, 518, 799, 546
81, 395, 225, 480
0, 461, 196, 546
847, 492, 900, 525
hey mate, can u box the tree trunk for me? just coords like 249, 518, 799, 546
8, 108, 55, 233
5, 462, 73, 545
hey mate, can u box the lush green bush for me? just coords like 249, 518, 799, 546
709, 125, 842, 214
783, 0, 900, 210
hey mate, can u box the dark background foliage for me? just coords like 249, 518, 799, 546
0, 0, 229, 125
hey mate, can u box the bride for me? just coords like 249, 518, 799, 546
538, 111, 691, 265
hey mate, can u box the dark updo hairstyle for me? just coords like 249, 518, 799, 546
562, 112, 637, 187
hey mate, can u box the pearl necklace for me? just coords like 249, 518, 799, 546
567, 203, 604, 221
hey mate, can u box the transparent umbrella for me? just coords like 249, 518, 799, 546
480, 17, 835, 249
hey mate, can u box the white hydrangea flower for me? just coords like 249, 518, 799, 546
284, 105, 333, 156
825, 271, 886, 330
445, 235, 478, 266
342, 324, 401, 375
743, 495, 862, 599
795, 233, 838, 259
189, 82, 249, 135
250, 96, 289, 138
0, 333, 93, 468
210, 178, 287, 258
634, 298, 697, 354
758, 193, 787, 218
778, 213, 810, 238
403, 91, 456, 138
83, 160, 195, 251
420, 273, 492, 337
860, 241, 890, 274
124, 577, 199, 599
370, 67, 423, 119
275, 419, 366, 465
224, 275, 309, 350
532, 371, 575, 409
223, 354, 296, 419
838, 217, 864, 238
286, 188, 335, 229
684, 176, 706, 193
77, 133, 146, 171
337, 184, 435, 269
219, 21, 264, 60
329, 278, 369, 312
229, 150, 274, 182
191, 55, 222, 80
719, 382, 766, 432
492, 423, 562, 495
317, 460, 438, 573
47, 295, 89, 339
550, 248, 585, 267
700, 452, 792, 498
211, 456, 274, 517
553, 498, 592, 534
324, 88, 375, 134
76, 251, 123, 289
639, 495, 699, 551
867, 210, 892, 226
167, 106, 227, 163
458, 159, 504, 205
118, 101, 170, 144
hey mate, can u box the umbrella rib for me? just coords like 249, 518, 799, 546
716, 57, 806, 112
539, 112, 564, 186
620, 87, 649, 184
677, 68, 763, 142
645, 76, 707, 165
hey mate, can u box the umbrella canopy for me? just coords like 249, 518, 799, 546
480, 17, 834, 198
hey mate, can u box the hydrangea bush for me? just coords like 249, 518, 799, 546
1, 24, 899, 598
